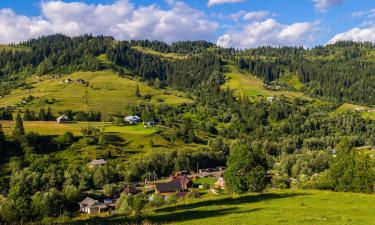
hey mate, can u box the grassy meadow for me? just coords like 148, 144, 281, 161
221, 65, 305, 100
65, 189, 375, 225
0, 70, 191, 118
132, 46, 188, 60
0, 121, 160, 136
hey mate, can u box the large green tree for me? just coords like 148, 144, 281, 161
224, 141, 269, 193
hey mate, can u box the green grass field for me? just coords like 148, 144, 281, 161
0, 121, 161, 136
132, 46, 188, 60
275, 72, 305, 91
335, 103, 375, 120
0, 44, 31, 52
0, 70, 191, 118
66, 189, 375, 225
221, 65, 305, 100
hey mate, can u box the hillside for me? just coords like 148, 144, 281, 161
0, 69, 191, 118
68, 189, 375, 225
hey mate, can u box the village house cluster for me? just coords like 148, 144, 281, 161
78, 159, 226, 214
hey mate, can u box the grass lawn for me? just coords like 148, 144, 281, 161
66, 189, 375, 225
0, 70, 191, 118
0, 121, 160, 136
334, 103, 375, 120
104, 124, 161, 135
221, 65, 305, 100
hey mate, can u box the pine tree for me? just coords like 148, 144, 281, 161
23, 109, 32, 121
135, 84, 140, 97
38, 108, 46, 121
0, 124, 5, 147
47, 107, 53, 121
12, 113, 25, 138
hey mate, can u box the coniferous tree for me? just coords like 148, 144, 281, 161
38, 108, 46, 121
23, 109, 32, 121
12, 113, 25, 138
135, 84, 140, 97
46, 107, 53, 121
0, 124, 5, 148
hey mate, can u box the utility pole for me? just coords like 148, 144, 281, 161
196, 162, 199, 174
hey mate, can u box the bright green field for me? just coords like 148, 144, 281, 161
0, 121, 160, 136
221, 65, 305, 100
0, 70, 191, 118
67, 189, 375, 225
132, 46, 188, 60
335, 103, 375, 120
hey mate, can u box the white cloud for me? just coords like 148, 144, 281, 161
329, 26, 375, 43
243, 11, 270, 21
217, 19, 318, 49
207, 0, 245, 7
313, 0, 343, 12
0, 0, 218, 44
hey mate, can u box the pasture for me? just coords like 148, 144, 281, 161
68, 189, 375, 225
0, 70, 191, 118
221, 65, 305, 100
0, 121, 160, 136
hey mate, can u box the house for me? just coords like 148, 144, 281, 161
124, 116, 141, 125
154, 182, 183, 195
88, 159, 106, 168
144, 120, 156, 127
154, 174, 193, 195
79, 197, 108, 214
56, 115, 69, 124
123, 186, 140, 195
64, 78, 73, 83
171, 175, 192, 190
355, 107, 365, 112
76, 79, 86, 84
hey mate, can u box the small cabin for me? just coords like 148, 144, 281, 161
56, 115, 69, 124
124, 116, 141, 125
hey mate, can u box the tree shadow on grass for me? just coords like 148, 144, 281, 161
67, 192, 308, 225
156, 192, 310, 213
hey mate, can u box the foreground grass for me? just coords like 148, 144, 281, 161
65, 189, 375, 225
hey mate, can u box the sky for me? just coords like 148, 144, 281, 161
0, 0, 374, 49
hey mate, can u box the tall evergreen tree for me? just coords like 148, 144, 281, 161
46, 107, 53, 121
135, 84, 140, 97
12, 113, 25, 138
23, 109, 32, 121
38, 108, 46, 121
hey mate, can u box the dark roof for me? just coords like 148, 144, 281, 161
173, 175, 192, 186
123, 186, 140, 195
155, 182, 182, 193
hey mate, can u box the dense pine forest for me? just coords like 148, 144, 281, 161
0, 35, 374, 223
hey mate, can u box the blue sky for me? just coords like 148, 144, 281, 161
0, 0, 374, 48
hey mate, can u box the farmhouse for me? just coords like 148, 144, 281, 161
88, 159, 106, 168
124, 115, 141, 124
79, 197, 108, 214
56, 115, 69, 124
154, 174, 193, 195
76, 79, 86, 84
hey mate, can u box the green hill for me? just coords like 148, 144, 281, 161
68, 189, 375, 225
0, 69, 191, 118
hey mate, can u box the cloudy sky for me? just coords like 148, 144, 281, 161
0, 0, 374, 49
